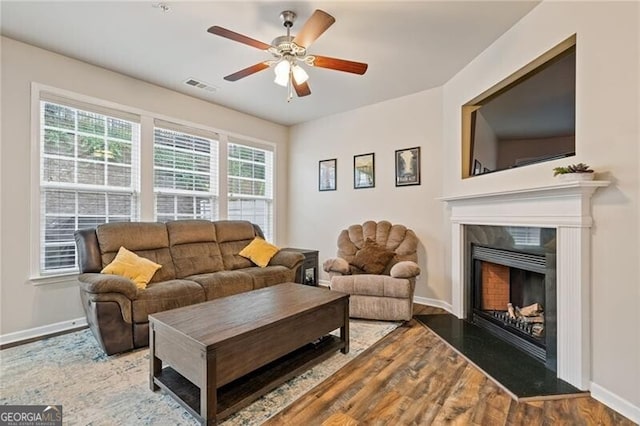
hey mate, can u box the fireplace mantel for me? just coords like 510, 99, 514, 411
442, 180, 609, 390
441, 180, 610, 227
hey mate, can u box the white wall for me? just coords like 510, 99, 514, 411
288, 87, 449, 305
472, 111, 498, 171
442, 0, 639, 416
0, 37, 289, 337
496, 135, 574, 169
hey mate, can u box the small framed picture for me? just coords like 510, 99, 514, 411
473, 159, 482, 176
318, 158, 337, 191
483, 167, 490, 174
354, 153, 375, 189
395, 147, 421, 186
304, 267, 315, 285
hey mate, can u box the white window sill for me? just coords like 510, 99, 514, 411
29, 272, 79, 286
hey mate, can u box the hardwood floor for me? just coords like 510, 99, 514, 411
264, 305, 635, 426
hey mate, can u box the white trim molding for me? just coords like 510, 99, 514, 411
0, 317, 87, 347
590, 382, 640, 424
441, 180, 609, 390
414, 296, 453, 313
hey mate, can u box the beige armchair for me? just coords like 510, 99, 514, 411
323, 220, 420, 321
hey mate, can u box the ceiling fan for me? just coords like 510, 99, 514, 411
208, 9, 368, 101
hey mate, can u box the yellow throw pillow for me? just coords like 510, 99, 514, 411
101, 247, 162, 289
239, 237, 280, 268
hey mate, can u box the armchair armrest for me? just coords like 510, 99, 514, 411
77, 273, 138, 300
323, 257, 350, 275
269, 250, 305, 270
390, 261, 421, 279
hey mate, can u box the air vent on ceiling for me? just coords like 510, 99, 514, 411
184, 78, 218, 92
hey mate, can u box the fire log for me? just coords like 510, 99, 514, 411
532, 323, 544, 337
521, 314, 544, 324
507, 303, 517, 319
517, 302, 543, 317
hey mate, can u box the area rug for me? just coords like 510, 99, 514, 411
0, 320, 398, 425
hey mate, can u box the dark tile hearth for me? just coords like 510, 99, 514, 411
415, 314, 586, 401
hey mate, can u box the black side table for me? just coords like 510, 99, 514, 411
281, 248, 319, 286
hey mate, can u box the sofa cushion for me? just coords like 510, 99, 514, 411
97, 222, 169, 252
215, 221, 258, 270
336, 221, 419, 266
97, 222, 176, 282
166, 220, 224, 278
351, 238, 395, 274
101, 246, 162, 289
239, 237, 280, 268
188, 270, 255, 299
330, 274, 413, 298
241, 266, 294, 289
131, 279, 205, 323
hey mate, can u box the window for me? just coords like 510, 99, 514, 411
228, 142, 274, 241
154, 125, 219, 221
39, 100, 139, 274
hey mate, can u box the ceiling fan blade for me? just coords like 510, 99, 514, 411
223, 62, 270, 82
292, 10, 335, 48
311, 55, 368, 75
293, 80, 311, 97
208, 26, 271, 50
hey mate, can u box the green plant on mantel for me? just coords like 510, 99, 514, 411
553, 163, 594, 176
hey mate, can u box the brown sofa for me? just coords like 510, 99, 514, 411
74, 219, 304, 355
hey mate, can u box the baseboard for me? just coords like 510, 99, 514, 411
413, 296, 453, 313
0, 317, 88, 349
590, 382, 640, 424
318, 279, 331, 288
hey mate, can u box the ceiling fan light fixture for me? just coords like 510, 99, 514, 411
273, 60, 290, 86
291, 64, 309, 84
209, 9, 367, 100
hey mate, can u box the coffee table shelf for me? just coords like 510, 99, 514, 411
154, 335, 343, 423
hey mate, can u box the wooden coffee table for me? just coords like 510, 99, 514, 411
149, 282, 349, 425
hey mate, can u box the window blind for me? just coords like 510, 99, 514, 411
40, 101, 140, 274
153, 126, 219, 222
506, 227, 542, 246
227, 142, 274, 241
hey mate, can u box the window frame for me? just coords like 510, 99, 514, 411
153, 124, 220, 222
227, 141, 275, 241
31, 85, 143, 282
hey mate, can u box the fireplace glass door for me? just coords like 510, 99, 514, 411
474, 259, 545, 339
470, 245, 551, 364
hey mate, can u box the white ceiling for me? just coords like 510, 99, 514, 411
1, 1, 540, 126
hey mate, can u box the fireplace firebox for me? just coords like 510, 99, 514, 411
466, 225, 557, 371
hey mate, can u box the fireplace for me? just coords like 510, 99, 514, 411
442, 180, 609, 390
466, 225, 557, 370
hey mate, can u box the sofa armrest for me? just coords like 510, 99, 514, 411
269, 250, 305, 270
390, 261, 421, 279
323, 257, 350, 275
77, 273, 138, 300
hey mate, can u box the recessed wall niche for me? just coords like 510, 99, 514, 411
462, 35, 576, 178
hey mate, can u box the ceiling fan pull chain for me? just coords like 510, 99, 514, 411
287, 71, 294, 102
